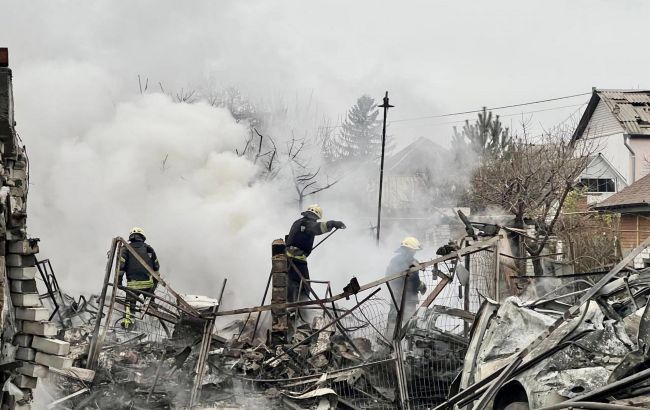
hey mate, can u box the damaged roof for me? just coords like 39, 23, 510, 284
574, 89, 650, 139
594, 172, 650, 211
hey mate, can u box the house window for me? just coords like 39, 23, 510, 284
579, 178, 615, 193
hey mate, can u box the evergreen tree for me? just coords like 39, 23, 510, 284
452, 107, 511, 159
327, 95, 386, 163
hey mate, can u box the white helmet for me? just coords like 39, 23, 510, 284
305, 204, 323, 219
130, 226, 146, 240
401, 236, 422, 250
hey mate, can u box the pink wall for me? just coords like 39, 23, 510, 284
629, 138, 650, 181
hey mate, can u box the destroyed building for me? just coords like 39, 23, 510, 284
2, 46, 650, 410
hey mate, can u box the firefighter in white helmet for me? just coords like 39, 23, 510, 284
285, 204, 346, 302
118, 227, 160, 329
385, 236, 427, 338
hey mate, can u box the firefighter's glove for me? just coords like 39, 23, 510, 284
418, 282, 427, 295
332, 221, 347, 230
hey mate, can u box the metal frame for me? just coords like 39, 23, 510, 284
36, 258, 67, 323
86, 237, 224, 408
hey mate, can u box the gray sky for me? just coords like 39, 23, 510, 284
2, 0, 649, 146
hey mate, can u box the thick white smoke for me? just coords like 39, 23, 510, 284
25, 92, 294, 308
12, 60, 437, 319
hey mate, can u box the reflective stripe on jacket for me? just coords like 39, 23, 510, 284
127, 278, 155, 290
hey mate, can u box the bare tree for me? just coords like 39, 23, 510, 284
288, 142, 337, 210
471, 124, 598, 275
236, 128, 278, 178
238, 128, 338, 207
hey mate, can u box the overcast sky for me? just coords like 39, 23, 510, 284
2, 0, 650, 146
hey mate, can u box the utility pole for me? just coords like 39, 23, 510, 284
376, 91, 393, 245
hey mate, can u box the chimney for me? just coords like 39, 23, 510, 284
0, 47, 15, 144
0, 48, 8, 67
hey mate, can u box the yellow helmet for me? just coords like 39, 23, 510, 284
306, 204, 323, 219
130, 226, 146, 239
401, 236, 422, 250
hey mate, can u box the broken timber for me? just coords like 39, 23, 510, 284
216, 236, 500, 317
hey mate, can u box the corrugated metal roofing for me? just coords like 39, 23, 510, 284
597, 90, 650, 135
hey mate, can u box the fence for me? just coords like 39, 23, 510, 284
77, 236, 500, 409
260, 237, 501, 409
398, 240, 498, 409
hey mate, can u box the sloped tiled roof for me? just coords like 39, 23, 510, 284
574, 89, 650, 139
385, 136, 448, 175
594, 172, 650, 210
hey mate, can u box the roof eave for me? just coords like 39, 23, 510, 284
572, 90, 601, 142
593, 202, 650, 212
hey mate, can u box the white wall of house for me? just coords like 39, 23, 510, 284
581, 100, 630, 185
597, 133, 629, 182
587, 100, 624, 137
581, 155, 627, 205
581, 99, 650, 184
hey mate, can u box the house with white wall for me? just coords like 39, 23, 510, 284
573, 89, 650, 204
379, 137, 467, 247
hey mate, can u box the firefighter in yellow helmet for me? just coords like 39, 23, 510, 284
118, 227, 160, 329
285, 204, 346, 302
385, 236, 427, 338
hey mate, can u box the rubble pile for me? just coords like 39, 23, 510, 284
455, 265, 650, 409
222, 314, 399, 408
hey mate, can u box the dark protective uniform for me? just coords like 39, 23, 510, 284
385, 248, 424, 339
285, 213, 343, 302
118, 235, 160, 327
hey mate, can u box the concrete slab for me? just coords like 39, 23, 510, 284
7, 254, 35, 267
35, 352, 72, 369
18, 362, 48, 378
15, 308, 49, 321
10, 293, 41, 307
21, 321, 57, 337
16, 347, 35, 361
14, 374, 37, 389
7, 267, 36, 280
13, 334, 33, 347
11, 280, 38, 293
8, 240, 38, 255
32, 336, 70, 356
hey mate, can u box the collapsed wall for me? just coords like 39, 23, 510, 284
0, 48, 70, 410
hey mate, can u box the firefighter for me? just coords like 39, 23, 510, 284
385, 236, 427, 339
286, 204, 346, 302
118, 227, 160, 329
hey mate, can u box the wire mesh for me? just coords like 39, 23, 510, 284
88, 239, 499, 408
400, 245, 497, 408
91, 240, 211, 358
287, 244, 500, 409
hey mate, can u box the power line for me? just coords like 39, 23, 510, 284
319, 91, 591, 130
390, 92, 590, 123
388, 102, 586, 130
